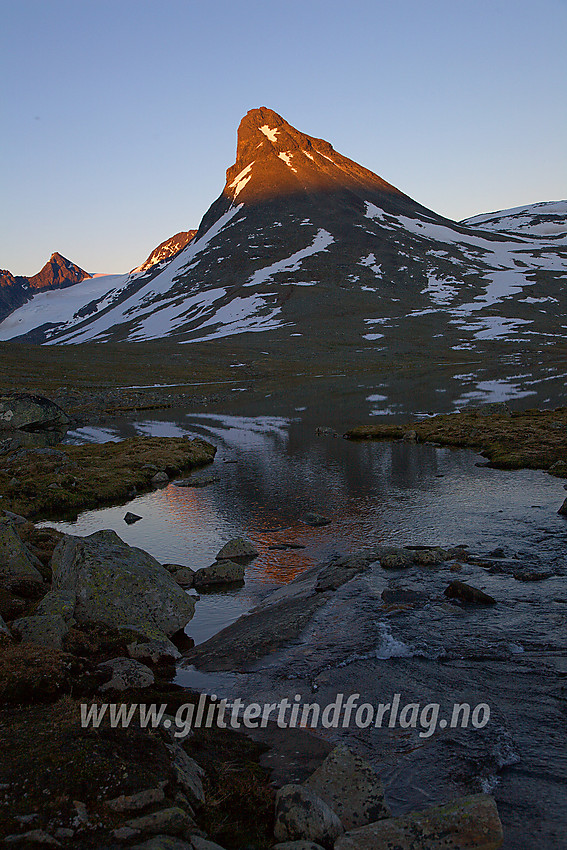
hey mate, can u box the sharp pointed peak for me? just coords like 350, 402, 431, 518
225, 107, 404, 205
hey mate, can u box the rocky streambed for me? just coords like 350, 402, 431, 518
1, 395, 566, 848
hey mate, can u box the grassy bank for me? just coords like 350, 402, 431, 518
0, 435, 216, 520
345, 407, 567, 478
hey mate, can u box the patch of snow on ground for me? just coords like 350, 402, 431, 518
359, 253, 383, 276
424, 274, 460, 306
454, 379, 537, 406
245, 229, 334, 287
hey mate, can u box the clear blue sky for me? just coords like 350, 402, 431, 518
2, 0, 566, 276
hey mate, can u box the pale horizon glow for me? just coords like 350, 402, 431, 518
1, 0, 566, 276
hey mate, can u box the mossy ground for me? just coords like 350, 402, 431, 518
0, 435, 216, 520
0, 690, 275, 848
346, 407, 567, 478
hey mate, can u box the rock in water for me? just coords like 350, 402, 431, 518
215, 538, 258, 560
334, 793, 503, 849
274, 784, 344, 846
303, 513, 331, 527
193, 560, 245, 589
444, 580, 496, 605
304, 744, 390, 829
50, 530, 196, 636
558, 497, 567, 516
124, 512, 143, 525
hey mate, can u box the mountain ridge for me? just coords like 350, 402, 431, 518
0, 108, 565, 356
0, 253, 91, 323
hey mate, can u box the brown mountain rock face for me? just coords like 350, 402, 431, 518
134, 230, 197, 273
0, 255, 91, 321
224, 106, 406, 205
27, 252, 91, 291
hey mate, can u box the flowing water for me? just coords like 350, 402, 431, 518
46, 399, 567, 848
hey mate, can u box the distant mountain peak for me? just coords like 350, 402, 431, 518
0, 252, 91, 321
28, 253, 91, 291
224, 106, 405, 204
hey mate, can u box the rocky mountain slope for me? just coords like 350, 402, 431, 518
131, 230, 197, 274
0, 253, 91, 323
1, 108, 565, 355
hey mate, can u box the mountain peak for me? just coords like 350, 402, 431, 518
224, 107, 404, 204
28, 253, 91, 290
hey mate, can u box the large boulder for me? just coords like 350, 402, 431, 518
0, 393, 70, 432
304, 744, 390, 829
0, 519, 44, 592
334, 793, 503, 850
274, 784, 343, 847
50, 530, 196, 637
11, 613, 69, 650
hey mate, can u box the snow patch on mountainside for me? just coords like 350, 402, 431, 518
229, 163, 255, 196
245, 229, 334, 287
0, 274, 130, 340
259, 125, 279, 142
463, 200, 567, 236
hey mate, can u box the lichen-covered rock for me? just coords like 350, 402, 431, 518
273, 842, 326, 850
215, 538, 258, 560
125, 807, 192, 837
0, 393, 70, 431
132, 837, 194, 850
11, 613, 69, 650
167, 744, 205, 805
35, 589, 75, 621
304, 744, 390, 829
50, 530, 196, 636
274, 784, 343, 847
190, 837, 229, 850
98, 657, 155, 691
105, 786, 165, 813
334, 793, 503, 850
193, 560, 245, 589
127, 635, 181, 664
411, 546, 447, 565
4, 828, 61, 846
0, 613, 13, 640
444, 580, 496, 605
377, 547, 414, 570
0, 519, 44, 589
171, 567, 196, 588
151, 471, 170, 487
